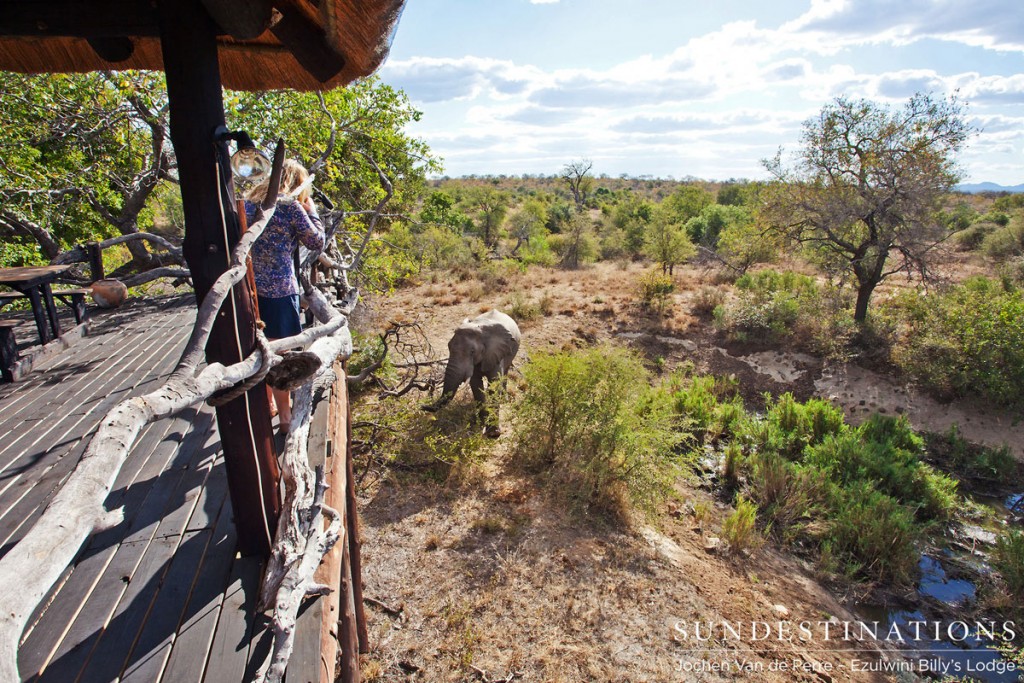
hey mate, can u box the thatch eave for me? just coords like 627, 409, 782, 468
0, 0, 406, 91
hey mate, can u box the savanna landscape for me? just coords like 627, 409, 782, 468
2, 68, 1024, 683
346, 167, 1024, 681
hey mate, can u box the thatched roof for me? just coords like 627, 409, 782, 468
0, 0, 406, 91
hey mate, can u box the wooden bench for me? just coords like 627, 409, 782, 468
0, 319, 19, 382
52, 288, 91, 325
0, 288, 90, 324
0, 291, 23, 312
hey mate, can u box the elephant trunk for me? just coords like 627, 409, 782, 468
423, 359, 471, 412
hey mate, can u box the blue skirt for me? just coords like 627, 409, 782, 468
258, 294, 301, 339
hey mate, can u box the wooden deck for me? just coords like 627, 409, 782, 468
0, 295, 330, 683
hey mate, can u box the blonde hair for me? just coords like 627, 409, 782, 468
245, 159, 311, 204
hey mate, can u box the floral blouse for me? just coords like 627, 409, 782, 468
244, 199, 325, 298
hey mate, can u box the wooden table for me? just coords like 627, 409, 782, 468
0, 265, 73, 345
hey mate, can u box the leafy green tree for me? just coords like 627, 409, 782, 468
660, 185, 713, 228
557, 211, 597, 269
763, 93, 972, 322
227, 76, 438, 226
507, 199, 548, 255
0, 71, 175, 266
611, 194, 654, 256
684, 204, 750, 249
644, 208, 695, 275
458, 186, 509, 248
418, 190, 468, 233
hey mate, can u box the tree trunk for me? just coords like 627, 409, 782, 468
854, 280, 874, 323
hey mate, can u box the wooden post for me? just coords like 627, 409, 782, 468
157, 0, 280, 556
85, 241, 104, 282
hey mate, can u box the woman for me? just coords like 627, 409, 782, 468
244, 159, 325, 433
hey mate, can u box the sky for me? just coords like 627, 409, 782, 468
378, 0, 1024, 185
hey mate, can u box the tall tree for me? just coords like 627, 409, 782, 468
0, 71, 175, 267
644, 208, 695, 275
762, 93, 971, 322
460, 186, 509, 248
562, 159, 594, 212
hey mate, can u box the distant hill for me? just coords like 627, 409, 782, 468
955, 182, 1024, 194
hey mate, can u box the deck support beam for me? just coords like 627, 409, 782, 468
157, 0, 279, 556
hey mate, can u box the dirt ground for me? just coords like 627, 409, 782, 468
350, 261, 1018, 682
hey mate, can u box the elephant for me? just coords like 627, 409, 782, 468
424, 309, 521, 437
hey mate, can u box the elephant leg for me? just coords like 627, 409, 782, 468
470, 367, 486, 403
482, 370, 506, 438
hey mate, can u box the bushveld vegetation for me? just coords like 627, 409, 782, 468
503, 347, 975, 584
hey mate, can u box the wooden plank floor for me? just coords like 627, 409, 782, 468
0, 294, 298, 683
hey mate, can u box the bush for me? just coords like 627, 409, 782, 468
511, 346, 684, 520
994, 530, 1024, 597
507, 292, 541, 321
982, 222, 1024, 261
691, 285, 725, 316
733, 398, 957, 584
664, 369, 743, 443
636, 270, 675, 314
722, 495, 763, 553
954, 221, 999, 250
826, 481, 920, 582
888, 277, 1024, 406
716, 270, 854, 356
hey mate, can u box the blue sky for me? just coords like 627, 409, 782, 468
379, 0, 1024, 184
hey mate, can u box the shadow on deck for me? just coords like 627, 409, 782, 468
0, 295, 309, 683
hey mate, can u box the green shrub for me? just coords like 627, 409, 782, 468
888, 277, 1024, 406
637, 270, 675, 314
664, 370, 743, 443
718, 270, 855, 355
982, 223, 1024, 261
511, 346, 684, 520
994, 530, 1024, 597
926, 425, 1017, 481
722, 495, 763, 553
954, 221, 999, 250
826, 481, 920, 583
734, 399, 957, 584
507, 292, 541, 321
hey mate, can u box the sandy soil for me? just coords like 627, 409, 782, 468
351, 261, 1017, 682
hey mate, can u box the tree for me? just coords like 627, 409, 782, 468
611, 193, 654, 257
684, 204, 750, 249
508, 199, 548, 255
644, 208, 695, 275
0, 71, 176, 267
460, 187, 509, 249
418, 190, 468, 233
561, 159, 594, 212
763, 93, 971, 322
558, 211, 597, 269
228, 76, 438, 225
661, 185, 713, 227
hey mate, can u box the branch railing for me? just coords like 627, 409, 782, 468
0, 141, 381, 683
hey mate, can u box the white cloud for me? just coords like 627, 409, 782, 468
383, 4, 1024, 183
788, 0, 1024, 52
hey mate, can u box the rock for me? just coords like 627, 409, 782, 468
773, 604, 789, 618
960, 524, 997, 545
704, 536, 721, 553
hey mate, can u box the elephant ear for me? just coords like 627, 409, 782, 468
450, 325, 485, 364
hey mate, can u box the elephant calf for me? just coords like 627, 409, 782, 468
424, 309, 521, 437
